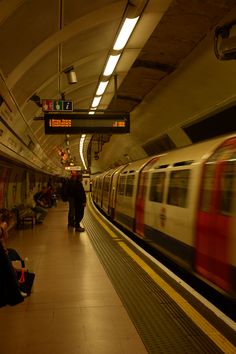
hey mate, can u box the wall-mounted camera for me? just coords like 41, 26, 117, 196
214, 20, 236, 60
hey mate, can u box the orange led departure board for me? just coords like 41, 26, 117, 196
44, 113, 130, 134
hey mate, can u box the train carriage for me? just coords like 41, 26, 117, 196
92, 133, 236, 297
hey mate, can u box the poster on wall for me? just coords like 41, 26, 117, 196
0, 166, 10, 208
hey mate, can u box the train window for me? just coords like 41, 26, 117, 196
173, 160, 194, 167
118, 175, 126, 195
149, 172, 165, 203
125, 175, 134, 196
156, 164, 169, 169
167, 170, 190, 207
220, 158, 236, 215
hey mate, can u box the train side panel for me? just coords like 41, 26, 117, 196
143, 162, 201, 270
108, 165, 128, 218
114, 158, 152, 231
101, 168, 117, 215
95, 172, 107, 208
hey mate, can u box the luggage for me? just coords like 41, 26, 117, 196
17, 269, 35, 295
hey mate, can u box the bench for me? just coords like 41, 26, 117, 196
13, 204, 35, 229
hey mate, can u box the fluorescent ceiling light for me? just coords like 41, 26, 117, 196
96, 81, 109, 96
103, 54, 121, 76
92, 96, 102, 108
113, 17, 139, 50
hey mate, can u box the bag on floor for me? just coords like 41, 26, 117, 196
17, 269, 35, 295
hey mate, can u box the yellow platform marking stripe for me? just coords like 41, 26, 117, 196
88, 200, 117, 239
88, 200, 235, 352
118, 241, 236, 353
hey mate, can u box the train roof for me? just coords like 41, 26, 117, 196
120, 134, 236, 173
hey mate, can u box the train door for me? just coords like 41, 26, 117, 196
135, 157, 159, 237
195, 138, 236, 291
135, 171, 148, 237
109, 165, 127, 218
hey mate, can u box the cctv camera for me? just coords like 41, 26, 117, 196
214, 20, 236, 60
64, 66, 77, 84
219, 35, 236, 60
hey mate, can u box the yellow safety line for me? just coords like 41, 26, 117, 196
118, 241, 236, 353
88, 199, 236, 352
88, 199, 117, 239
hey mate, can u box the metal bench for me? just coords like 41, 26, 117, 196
13, 204, 35, 229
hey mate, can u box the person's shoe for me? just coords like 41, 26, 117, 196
20, 291, 28, 298
35, 220, 43, 224
75, 227, 85, 232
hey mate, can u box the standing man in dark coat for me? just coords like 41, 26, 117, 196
67, 172, 86, 232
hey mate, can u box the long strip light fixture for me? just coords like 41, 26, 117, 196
89, 15, 140, 113
83, 5, 143, 168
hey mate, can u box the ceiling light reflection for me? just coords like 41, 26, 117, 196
80, 134, 87, 170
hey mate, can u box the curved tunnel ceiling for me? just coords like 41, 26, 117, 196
0, 0, 236, 175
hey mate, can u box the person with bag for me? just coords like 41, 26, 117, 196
0, 209, 21, 262
0, 209, 25, 306
67, 172, 86, 232
0, 209, 35, 297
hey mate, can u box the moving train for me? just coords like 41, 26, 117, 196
92, 133, 236, 299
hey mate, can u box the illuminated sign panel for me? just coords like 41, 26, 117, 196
65, 166, 81, 171
42, 99, 73, 112
44, 113, 130, 134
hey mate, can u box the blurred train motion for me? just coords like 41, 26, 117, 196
92, 133, 236, 299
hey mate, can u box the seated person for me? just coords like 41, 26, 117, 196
0, 209, 22, 261
0, 209, 26, 304
44, 183, 56, 207
33, 186, 49, 224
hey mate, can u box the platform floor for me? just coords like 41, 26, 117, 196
1, 200, 235, 354
0, 202, 147, 354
